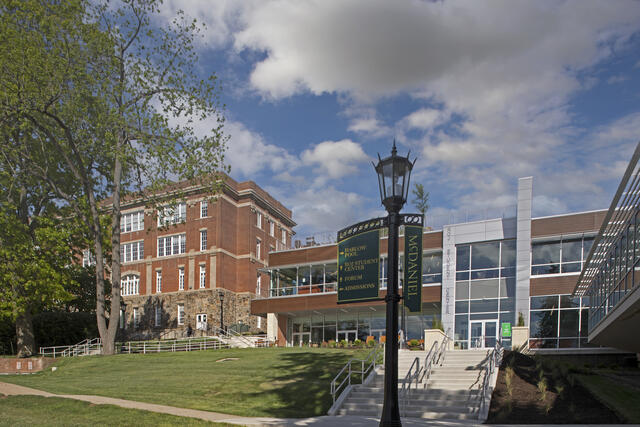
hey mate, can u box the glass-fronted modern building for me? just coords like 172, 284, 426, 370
252, 177, 608, 351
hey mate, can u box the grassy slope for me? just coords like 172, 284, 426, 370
1, 347, 368, 418
0, 395, 233, 426
577, 374, 640, 423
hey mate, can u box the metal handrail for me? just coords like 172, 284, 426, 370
330, 343, 383, 404
40, 337, 102, 358
119, 335, 228, 354
211, 325, 257, 348
418, 340, 439, 385
478, 341, 503, 419
399, 356, 421, 414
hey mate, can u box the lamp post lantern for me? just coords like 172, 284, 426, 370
218, 291, 225, 332
374, 141, 415, 427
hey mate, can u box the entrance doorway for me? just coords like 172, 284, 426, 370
470, 320, 497, 348
292, 332, 310, 347
337, 330, 357, 343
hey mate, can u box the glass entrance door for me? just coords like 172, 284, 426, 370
337, 330, 357, 343
292, 332, 311, 347
470, 320, 497, 348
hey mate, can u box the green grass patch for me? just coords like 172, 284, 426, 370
0, 395, 231, 426
1, 347, 369, 418
576, 374, 640, 423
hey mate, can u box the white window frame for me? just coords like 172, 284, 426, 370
177, 304, 185, 325
156, 271, 162, 293
200, 230, 207, 251
269, 220, 275, 236
121, 241, 144, 263
196, 313, 207, 330
121, 274, 139, 296
155, 306, 161, 327
257, 316, 262, 329
157, 234, 186, 257
121, 211, 144, 233
200, 200, 208, 218
281, 229, 286, 245
256, 238, 261, 259
256, 275, 261, 295
133, 307, 139, 328
157, 202, 186, 226
178, 267, 185, 291
199, 265, 206, 289
82, 249, 95, 267
256, 211, 262, 228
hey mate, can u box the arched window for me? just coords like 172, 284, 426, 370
122, 274, 140, 296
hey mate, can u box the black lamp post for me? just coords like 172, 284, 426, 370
218, 291, 225, 332
374, 141, 415, 427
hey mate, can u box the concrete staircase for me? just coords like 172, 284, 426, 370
337, 349, 490, 421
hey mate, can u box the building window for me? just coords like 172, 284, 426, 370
256, 211, 262, 228
119, 309, 125, 329
200, 200, 208, 218
196, 313, 207, 330
157, 234, 186, 257
121, 274, 139, 296
281, 229, 286, 245
269, 221, 275, 236
199, 265, 206, 289
178, 267, 185, 291
177, 304, 185, 325
531, 235, 594, 276
155, 306, 161, 327
157, 202, 186, 226
200, 230, 207, 251
422, 251, 443, 284
82, 249, 95, 267
256, 275, 261, 295
121, 210, 144, 233
156, 271, 162, 293
257, 316, 262, 329
256, 238, 261, 259
133, 307, 139, 328
529, 294, 590, 348
121, 241, 144, 263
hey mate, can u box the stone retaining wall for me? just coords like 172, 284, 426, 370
0, 357, 55, 374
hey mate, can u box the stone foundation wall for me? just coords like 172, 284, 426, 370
121, 289, 265, 341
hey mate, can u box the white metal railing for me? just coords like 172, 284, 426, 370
40, 338, 102, 358
330, 343, 384, 404
478, 341, 503, 420
268, 282, 337, 298
119, 336, 228, 354
399, 356, 421, 414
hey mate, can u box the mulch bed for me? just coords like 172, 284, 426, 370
486, 351, 622, 424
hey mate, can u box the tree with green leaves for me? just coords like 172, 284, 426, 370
0, 0, 228, 354
411, 183, 430, 217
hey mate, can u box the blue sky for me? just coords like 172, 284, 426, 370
159, 0, 640, 241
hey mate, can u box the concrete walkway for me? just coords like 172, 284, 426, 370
0, 381, 627, 427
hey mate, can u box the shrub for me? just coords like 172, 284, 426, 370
505, 366, 515, 397
408, 339, 420, 348
328, 339, 336, 348
353, 339, 363, 348
366, 339, 376, 348
517, 312, 525, 327
537, 378, 548, 402
321, 341, 328, 348
339, 339, 348, 348
33, 311, 98, 348
432, 319, 444, 331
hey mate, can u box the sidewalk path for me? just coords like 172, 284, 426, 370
3, 381, 620, 427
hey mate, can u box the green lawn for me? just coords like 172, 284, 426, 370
1, 347, 369, 418
577, 374, 640, 423
0, 395, 232, 426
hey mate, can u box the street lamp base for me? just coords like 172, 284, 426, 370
379, 420, 402, 427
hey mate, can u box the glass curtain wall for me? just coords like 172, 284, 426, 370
529, 294, 591, 348
531, 235, 594, 275
454, 240, 516, 349
287, 303, 442, 346
270, 263, 338, 296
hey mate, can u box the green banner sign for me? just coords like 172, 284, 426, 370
501, 322, 512, 338
403, 225, 423, 313
337, 229, 380, 303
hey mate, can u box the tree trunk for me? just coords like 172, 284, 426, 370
16, 309, 35, 357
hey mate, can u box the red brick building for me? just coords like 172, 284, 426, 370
97, 175, 295, 339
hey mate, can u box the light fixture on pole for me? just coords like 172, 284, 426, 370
374, 141, 415, 427
218, 291, 225, 332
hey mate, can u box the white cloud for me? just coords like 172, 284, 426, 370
301, 139, 370, 182
224, 121, 297, 177
607, 75, 628, 84
403, 108, 449, 130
